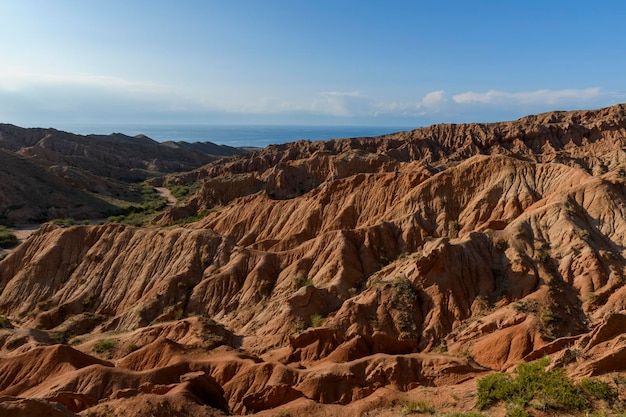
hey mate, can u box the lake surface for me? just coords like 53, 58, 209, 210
58, 124, 415, 147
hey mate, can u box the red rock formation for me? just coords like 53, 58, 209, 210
1, 104, 626, 415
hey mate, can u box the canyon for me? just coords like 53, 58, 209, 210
1, 104, 626, 416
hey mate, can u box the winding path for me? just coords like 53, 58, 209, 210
156, 187, 177, 206
1, 189, 177, 258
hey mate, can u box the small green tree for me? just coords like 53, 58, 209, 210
0, 226, 17, 248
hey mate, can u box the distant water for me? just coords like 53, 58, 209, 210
57, 124, 414, 148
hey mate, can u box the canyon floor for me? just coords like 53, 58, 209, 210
2, 105, 626, 416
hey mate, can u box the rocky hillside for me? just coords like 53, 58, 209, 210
1, 105, 626, 416
0, 124, 245, 223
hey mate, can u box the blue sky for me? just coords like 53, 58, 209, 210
1, 0, 625, 128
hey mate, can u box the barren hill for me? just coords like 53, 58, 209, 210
1, 105, 626, 416
0, 124, 245, 223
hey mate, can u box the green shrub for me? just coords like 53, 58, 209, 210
512, 299, 539, 314
393, 278, 418, 302
505, 404, 529, 417
0, 226, 18, 248
174, 308, 185, 321
126, 343, 140, 354
93, 338, 116, 354
50, 332, 67, 344
106, 185, 169, 226
173, 209, 210, 224
50, 218, 75, 227
580, 378, 618, 404
168, 182, 201, 201
477, 371, 515, 409
310, 314, 324, 327
477, 358, 593, 413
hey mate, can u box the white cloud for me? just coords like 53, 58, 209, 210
421, 90, 447, 109
0, 68, 167, 94
0, 68, 451, 121
311, 91, 369, 116
3, 67, 624, 125
319, 91, 363, 98
307, 90, 447, 118
452, 88, 602, 106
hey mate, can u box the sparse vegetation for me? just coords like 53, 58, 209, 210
536, 249, 550, 263
106, 185, 168, 226
50, 332, 67, 344
168, 182, 202, 201
126, 343, 140, 354
513, 299, 540, 314
293, 317, 306, 333
540, 308, 558, 326
310, 313, 325, 327
448, 220, 459, 238
477, 358, 618, 415
401, 399, 435, 414
393, 277, 418, 302
580, 378, 618, 404
564, 204, 577, 216
50, 218, 76, 227
174, 308, 185, 321
293, 273, 313, 289
172, 209, 210, 224
93, 338, 116, 354
0, 225, 18, 248
458, 348, 474, 360
578, 229, 590, 240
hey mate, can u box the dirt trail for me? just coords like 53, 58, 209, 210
156, 187, 177, 206
11, 224, 40, 241
1, 189, 175, 258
